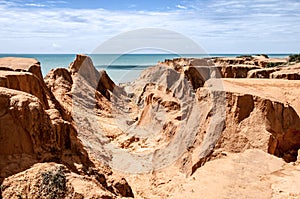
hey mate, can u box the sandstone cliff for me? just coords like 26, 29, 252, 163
0, 56, 134, 198
1, 54, 300, 198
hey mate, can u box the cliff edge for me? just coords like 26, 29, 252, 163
0, 54, 300, 198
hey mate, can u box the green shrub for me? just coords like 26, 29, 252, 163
256, 54, 269, 58
236, 55, 253, 58
289, 54, 300, 63
39, 166, 67, 199
266, 62, 282, 68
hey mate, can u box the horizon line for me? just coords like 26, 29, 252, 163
0, 53, 296, 55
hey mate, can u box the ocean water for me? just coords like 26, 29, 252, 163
0, 54, 290, 83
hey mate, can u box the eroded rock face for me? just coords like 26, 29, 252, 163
264, 100, 300, 162
0, 57, 93, 179
183, 79, 300, 175
217, 92, 300, 159
212, 56, 300, 80
66, 55, 300, 174
45, 54, 124, 107
0, 71, 49, 109
0, 57, 43, 80
142, 58, 300, 176
0, 85, 87, 178
1, 55, 300, 199
184, 66, 211, 89
0, 56, 134, 199
219, 65, 261, 78
69, 54, 100, 87
247, 67, 280, 78
213, 55, 287, 68
247, 63, 300, 80
65, 55, 300, 198
270, 70, 300, 80
44, 68, 73, 113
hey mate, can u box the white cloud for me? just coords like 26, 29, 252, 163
176, 5, 187, 9
25, 3, 46, 7
0, 0, 299, 53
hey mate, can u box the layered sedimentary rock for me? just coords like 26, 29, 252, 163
0, 71, 49, 108
0, 60, 87, 178
271, 71, 300, 80
0, 57, 43, 80
270, 64, 300, 80
213, 55, 287, 68
126, 57, 299, 197
0, 56, 134, 198
1, 54, 300, 198
219, 65, 261, 78
247, 67, 280, 78
247, 63, 300, 80
158, 55, 293, 80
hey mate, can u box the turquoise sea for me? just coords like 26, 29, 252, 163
0, 54, 290, 83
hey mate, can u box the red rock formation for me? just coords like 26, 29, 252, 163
44, 68, 73, 113
0, 57, 43, 80
0, 56, 134, 198
0, 71, 49, 109
270, 70, 300, 80
0, 66, 89, 179
1, 55, 300, 198
247, 67, 280, 78
219, 64, 262, 78
247, 63, 300, 80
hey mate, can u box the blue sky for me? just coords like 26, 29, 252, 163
0, 0, 299, 53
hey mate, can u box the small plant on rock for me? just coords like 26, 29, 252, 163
39, 166, 67, 199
